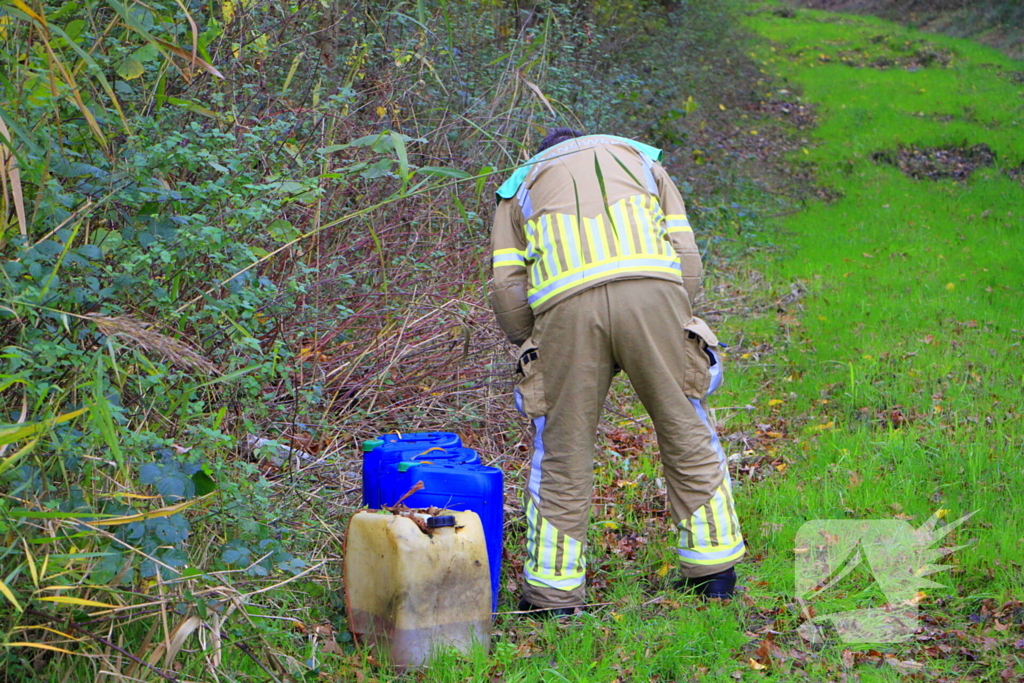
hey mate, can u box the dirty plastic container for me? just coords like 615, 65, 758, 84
374, 461, 503, 613
362, 439, 480, 509
345, 509, 491, 670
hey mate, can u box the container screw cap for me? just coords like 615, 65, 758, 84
426, 515, 456, 528
362, 439, 384, 452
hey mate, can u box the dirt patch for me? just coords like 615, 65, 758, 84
836, 42, 953, 69
785, 39, 953, 70
753, 99, 817, 130
871, 143, 996, 181
1004, 161, 1024, 185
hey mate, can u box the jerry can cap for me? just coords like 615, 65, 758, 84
426, 515, 456, 528
362, 438, 384, 452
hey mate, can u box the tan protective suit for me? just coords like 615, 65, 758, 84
490, 135, 744, 608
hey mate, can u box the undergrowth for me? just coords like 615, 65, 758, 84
0, 0, 786, 679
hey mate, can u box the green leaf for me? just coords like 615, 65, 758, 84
91, 357, 125, 469
116, 57, 145, 80
360, 159, 393, 180
192, 471, 217, 496
417, 166, 471, 179
133, 43, 160, 63
391, 131, 410, 184
268, 219, 299, 242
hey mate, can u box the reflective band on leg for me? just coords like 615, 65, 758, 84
678, 538, 746, 564
680, 397, 746, 567
689, 398, 727, 466
524, 496, 586, 591
707, 347, 723, 396
527, 416, 546, 501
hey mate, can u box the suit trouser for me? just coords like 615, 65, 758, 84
515, 279, 745, 608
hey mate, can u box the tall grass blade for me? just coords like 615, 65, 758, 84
0, 578, 24, 612
1, 643, 77, 655
0, 117, 27, 238
0, 407, 87, 446
0, 437, 39, 479
91, 355, 125, 468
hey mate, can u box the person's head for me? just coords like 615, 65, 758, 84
536, 127, 585, 155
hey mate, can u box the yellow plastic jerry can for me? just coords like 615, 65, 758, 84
344, 509, 492, 670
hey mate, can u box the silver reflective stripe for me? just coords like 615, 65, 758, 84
528, 416, 546, 500
690, 398, 727, 467
677, 539, 745, 562
641, 153, 658, 194
707, 347, 723, 396
517, 185, 533, 218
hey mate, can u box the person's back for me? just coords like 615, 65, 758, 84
489, 129, 744, 615
491, 133, 701, 344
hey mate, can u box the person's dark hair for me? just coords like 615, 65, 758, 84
536, 127, 585, 155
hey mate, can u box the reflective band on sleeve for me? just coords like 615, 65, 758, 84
665, 214, 692, 233
493, 248, 527, 268
517, 185, 533, 217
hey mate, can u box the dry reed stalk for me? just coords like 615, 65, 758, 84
88, 314, 220, 376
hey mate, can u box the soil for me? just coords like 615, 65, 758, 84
871, 143, 996, 181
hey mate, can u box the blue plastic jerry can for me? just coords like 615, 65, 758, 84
376, 461, 504, 614
362, 433, 479, 509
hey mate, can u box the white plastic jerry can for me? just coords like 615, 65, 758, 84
344, 509, 492, 670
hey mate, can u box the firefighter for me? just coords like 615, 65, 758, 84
490, 128, 744, 616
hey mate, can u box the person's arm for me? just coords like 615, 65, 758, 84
654, 162, 703, 305
489, 198, 534, 346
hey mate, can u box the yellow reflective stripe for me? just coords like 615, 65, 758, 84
678, 540, 746, 565
529, 263, 681, 308
692, 506, 711, 548
722, 480, 741, 546
612, 200, 632, 255
558, 213, 581, 270
523, 497, 585, 583
594, 213, 611, 260
665, 213, 692, 233
493, 248, 526, 267
709, 494, 728, 547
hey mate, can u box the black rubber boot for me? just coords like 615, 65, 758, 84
517, 597, 577, 618
673, 567, 737, 600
